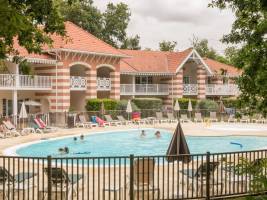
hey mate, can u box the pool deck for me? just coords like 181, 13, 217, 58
1, 122, 267, 155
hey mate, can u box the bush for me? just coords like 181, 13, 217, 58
116, 100, 139, 111
223, 98, 242, 109
132, 98, 162, 110
176, 98, 197, 110
196, 99, 218, 111
85, 99, 118, 111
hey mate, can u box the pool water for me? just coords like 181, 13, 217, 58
16, 129, 267, 158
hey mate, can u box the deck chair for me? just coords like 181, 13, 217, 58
251, 114, 264, 123
104, 115, 122, 126
240, 115, 250, 123
156, 112, 168, 123
76, 115, 98, 128
117, 115, 133, 125
194, 112, 203, 122
44, 167, 83, 199
228, 114, 237, 123
133, 158, 160, 199
2, 121, 20, 136
209, 112, 218, 122
34, 118, 57, 132
0, 167, 36, 199
180, 114, 190, 123
167, 113, 177, 123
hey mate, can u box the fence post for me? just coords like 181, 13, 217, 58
47, 155, 52, 200
129, 154, 134, 200
206, 152, 210, 200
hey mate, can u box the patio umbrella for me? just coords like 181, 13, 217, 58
166, 122, 191, 163
19, 102, 28, 128
188, 99, 193, 119
174, 100, 180, 119
100, 102, 105, 117
219, 100, 225, 113
126, 100, 133, 120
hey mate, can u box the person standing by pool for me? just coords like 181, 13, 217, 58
155, 131, 161, 138
140, 130, 146, 137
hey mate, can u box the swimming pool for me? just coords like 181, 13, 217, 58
12, 128, 267, 158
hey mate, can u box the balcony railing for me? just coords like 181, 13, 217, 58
206, 84, 240, 96
183, 84, 198, 95
0, 74, 52, 90
97, 77, 111, 91
120, 84, 169, 95
70, 76, 87, 91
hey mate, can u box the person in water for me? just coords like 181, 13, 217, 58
140, 130, 146, 137
73, 137, 77, 141
80, 134, 84, 140
155, 131, 161, 138
58, 147, 69, 154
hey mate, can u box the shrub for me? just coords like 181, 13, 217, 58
196, 99, 218, 111
175, 98, 197, 110
132, 98, 162, 110
115, 100, 139, 111
85, 99, 118, 111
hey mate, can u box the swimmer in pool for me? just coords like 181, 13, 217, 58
73, 137, 77, 142
140, 130, 146, 137
80, 134, 84, 140
58, 147, 69, 154
155, 131, 161, 138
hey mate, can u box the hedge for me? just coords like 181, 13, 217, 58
85, 99, 118, 111
115, 100, 139, 111
176, 98, 197, 110
222, 98, 242, 109
196, 99, 218, 111
132, 98, 162, 110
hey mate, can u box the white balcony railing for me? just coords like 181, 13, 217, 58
120, 84, 169, 95
97, 77, 111, 91
183, 84, 198, 95
206, 84, 240, 96
70, 76, 87, 90
0, 74, 52, 90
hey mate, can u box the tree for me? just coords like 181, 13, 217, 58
159, 40, 177, 52
210, 0, 267, 115
0, 0, 68, 59
121, 35, 141, 50
224, 46, 240, 66
191, 36, 217, 59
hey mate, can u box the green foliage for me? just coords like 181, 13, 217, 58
210, 0, 267, 116
115, 100, 139, 111
85, 98, 118, 111
121, 35, 141, 50
132, 98, 162, 110
222, 98, 243, 109
159, 40, 177, 52
0, 0, 67, 59
176, 98, 197, 110
196, 99, 218, 110
192, 36, 217, 59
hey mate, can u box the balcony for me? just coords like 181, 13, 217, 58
120, 84, 169, 96
70, 76, 87, 91
97, 77, 111, 91
0, 74, 52, 90
183, 84, 198, 95
206, 84, 240, 96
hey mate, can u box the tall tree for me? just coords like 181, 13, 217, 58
191, 36, 217, 59
121, 35, 141, 50
210, 0, 267, 115
159, 40, 177, 51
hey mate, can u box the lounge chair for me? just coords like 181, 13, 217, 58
44, 167, 83, 199
0, 166, 36, 199
104, 115, 122, 126
76, 115, 98, 128
251, 114, 265, 123
92, 116, 110, 127
117, 115, 133, 125
228, 114, 237, 123
156, 112, 168, 123
240, 115, 250, 123
34, 118, 57, 132
167, 113, 177, 123
194, 112, 203, 122
180, 114, 190, 123
2, 120, 20, 136
29, 122, 43, 134
209, 112, 218, 122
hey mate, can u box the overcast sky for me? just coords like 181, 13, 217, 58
94, 0, 235, 54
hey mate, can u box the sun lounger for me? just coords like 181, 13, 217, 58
104, 115, 122, 126
34, 118, 57, 132
240, 115, 250, 123
44, 167, 83, 199
117, 115, 133, 125
251, 114, 265, 123
156, 112, 168, 123
194, 112, 203, 122
92, 116, 110, 127
228, 114, 237, 123
2, 120, 20, 136
167, 113, 177, 123
76, 115, 98, 128
180, 114, 190, 123
209, 112, 218, 122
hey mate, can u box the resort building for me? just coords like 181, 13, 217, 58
1, 21, 240, 118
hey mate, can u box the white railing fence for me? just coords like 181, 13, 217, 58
97, 77, 111, 91
120, 84, 169, 95
0, 74, 15, 88
70, 76, 87, 90
206, 84, 240, 96
183, 84, 198, 95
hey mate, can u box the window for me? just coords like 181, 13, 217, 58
183, 76, 190, 84
135, 76, 153, 84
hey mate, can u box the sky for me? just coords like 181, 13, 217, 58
94, 0, 235, 54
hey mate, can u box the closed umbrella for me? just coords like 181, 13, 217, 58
100, 102, 105, 117
126, 100, 133, 120
219, 100, 225, 121
19, 102, 28, 128
166, 122, 191, 163
188, 99, 193, 119
174, 100, 180, 119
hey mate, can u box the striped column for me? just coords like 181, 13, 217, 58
110, 71, 120, 100
86, 69, 97, 99
197, 65, 206, 99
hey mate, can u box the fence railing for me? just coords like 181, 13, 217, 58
70, 76, 87, 90
0, 150, 266, 199
120, 84, 169, 96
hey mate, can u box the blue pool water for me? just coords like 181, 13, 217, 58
16, 129, 267, 158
